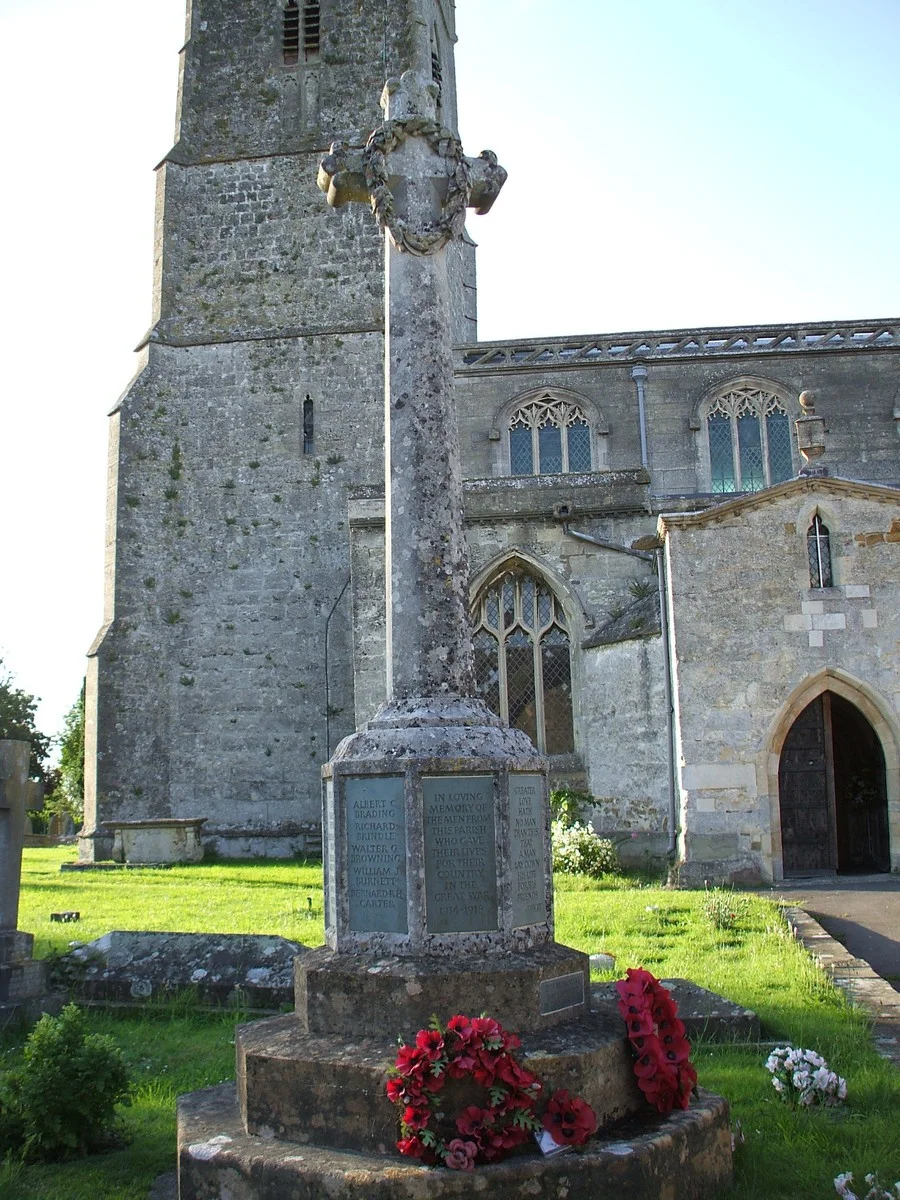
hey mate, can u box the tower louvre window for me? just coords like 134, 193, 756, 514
283, 1, 300, 65
431, 30, 442, 115
303, 1, 321, 60
303, 397, 314, 454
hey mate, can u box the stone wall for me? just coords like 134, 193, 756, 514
662, 479, 900, 883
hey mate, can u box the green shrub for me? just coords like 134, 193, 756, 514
549, 787, 594, 828
551, 820, 621, 877
0, 1004, 131, 1160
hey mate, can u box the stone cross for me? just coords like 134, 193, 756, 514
314, 17, 563, 978
317, 47, 506, 707
0, 740, 29, 938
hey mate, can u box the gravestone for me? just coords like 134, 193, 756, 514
0, 740, 56, 1026
177, 6, 732, 1194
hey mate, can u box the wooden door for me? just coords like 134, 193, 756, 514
778, 696, 838, 876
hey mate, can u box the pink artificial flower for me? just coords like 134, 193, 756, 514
444, 1138, 477, 1171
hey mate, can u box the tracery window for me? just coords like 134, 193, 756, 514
807, 514, 833, 588
706, 385, 794, 493
509, 394, 592, 476
472, 569, 574, 755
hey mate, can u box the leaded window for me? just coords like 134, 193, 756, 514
509, 395, 592, 476
807, 514, 833, 588
706, 385, 794, 493
472, 570, 574, 755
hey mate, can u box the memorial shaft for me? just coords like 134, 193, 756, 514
383, 141, 474, 702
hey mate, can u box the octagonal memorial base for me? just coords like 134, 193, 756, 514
178, 1081, 732, 1200
237, 1007, 643, 1154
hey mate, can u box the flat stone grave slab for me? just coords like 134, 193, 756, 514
591, 978, 760, 1042
57, 932, 308, 1011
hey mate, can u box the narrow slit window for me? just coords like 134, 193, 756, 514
303, 397, 314, 455
807, 514, 833, 588
283, 1, 300, 65
303, 1, 321, 60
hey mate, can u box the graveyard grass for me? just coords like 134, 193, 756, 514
1, 849, 896, 1199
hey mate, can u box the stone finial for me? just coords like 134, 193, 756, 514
381, 69, 439, 121
795, 389, 828, 476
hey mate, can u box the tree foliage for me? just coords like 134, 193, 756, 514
43, 683, 85, 828
0, 657, 51, 781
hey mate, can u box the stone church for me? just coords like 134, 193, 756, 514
82, 0, 899, 884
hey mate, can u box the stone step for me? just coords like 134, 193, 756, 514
178, 1082, 732, 1200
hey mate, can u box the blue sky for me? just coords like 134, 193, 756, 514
0, 0, 897, 740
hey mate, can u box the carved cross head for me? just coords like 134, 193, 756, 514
317, 72, 507, 258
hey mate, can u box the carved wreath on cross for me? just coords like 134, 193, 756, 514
364, 117, 471, 256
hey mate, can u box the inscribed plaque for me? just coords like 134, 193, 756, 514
540, 972, 585, 1016
423, 776, 498, 933
345, 776, 407, 934
509, 774, 546, 927
323, 780, 337, 932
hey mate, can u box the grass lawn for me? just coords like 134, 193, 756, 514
2, 848, 897, 1199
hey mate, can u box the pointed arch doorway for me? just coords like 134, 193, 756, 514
778, 692, 890, 876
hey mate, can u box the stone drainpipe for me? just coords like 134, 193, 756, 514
559, 520, 678, 858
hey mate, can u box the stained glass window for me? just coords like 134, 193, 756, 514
508, 395, 592, 476
472, 569, 575, 755
706, 385, 795, 493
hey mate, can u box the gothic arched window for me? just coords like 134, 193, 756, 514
807, 514, 833, 588
509, 394, 592, 476
472, 569, 574, 755
706, 384, 794, 493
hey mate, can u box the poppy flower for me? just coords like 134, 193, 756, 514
542, 1089, 598, 1146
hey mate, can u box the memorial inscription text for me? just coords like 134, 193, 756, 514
345, 776, 408, 934
423, 776, 498, 934
509, 774, 546, 927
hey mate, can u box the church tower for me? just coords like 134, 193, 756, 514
82, 0, 475, 860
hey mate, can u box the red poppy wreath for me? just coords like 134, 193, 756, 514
387, 1014, 597, 1170
615, 968, 697, 1114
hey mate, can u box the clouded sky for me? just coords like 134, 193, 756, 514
1, 0, 897, 740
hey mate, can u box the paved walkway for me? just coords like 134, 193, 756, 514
762, 873, 900, 1066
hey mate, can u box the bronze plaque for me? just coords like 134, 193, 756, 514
423, 776, 498, 934
509, 774, 546, 927
346, 776, 407, 934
